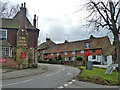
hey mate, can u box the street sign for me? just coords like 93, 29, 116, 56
0, 58, 7, 63
105, 66, 113, 75
87, 61, 92, 70
21, 52, 26, 59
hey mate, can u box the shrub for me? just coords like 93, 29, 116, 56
76, 56, 83, 61
58, 55, 62, 61
33, 63, 38, 68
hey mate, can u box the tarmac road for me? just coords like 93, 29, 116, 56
2, 63, 80, 88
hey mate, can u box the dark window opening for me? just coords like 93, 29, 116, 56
44, 54, 48, 56
92, 50, 96, 53
92, 55, 96, 59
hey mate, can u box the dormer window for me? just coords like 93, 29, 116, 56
0, 29, 7, 40
85, 42, 90, 49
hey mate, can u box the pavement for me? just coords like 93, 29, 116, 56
2, 65, 48, 80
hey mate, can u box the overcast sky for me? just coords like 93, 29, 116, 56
8, 0, 114, 45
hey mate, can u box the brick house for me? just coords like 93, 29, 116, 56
38, 35, 115, 65
0, 3, 40, 68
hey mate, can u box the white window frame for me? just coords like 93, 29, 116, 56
0, 29, 7, 39
72, 51, 75, 55
57, 53, 59, 56
72, 57, 75, 60
2, 47, 12, 57
64, 52, 67, 55
51, 53, 53, 56
65, 57, 68, 61
85, 42, 90, 48
81, 50, 84, 54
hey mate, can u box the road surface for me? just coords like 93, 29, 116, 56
2, 63, 80, 88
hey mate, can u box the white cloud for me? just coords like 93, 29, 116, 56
8, 0, 114, 45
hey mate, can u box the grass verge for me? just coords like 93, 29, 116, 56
75, 66, 119, 86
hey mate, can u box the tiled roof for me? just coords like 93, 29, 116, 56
103, 46, 115, 56
0, 7, 39, 30
38, 39, 55, 50
38, 42, 48, 50
42, 36, 111, 54
1, 18, 37, 30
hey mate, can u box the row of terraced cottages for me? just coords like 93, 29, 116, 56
38, 35, 116, 66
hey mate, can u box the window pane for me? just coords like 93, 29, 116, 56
92, 55, 96, 59
64, 52, 67, 55
85, 42, 90, 48
57, 53, 59, 56
72, 57, 75, 60
81, 50, 84, 54
2, 48, 5, 57
72, 51, 75, 54
51, 53, 53, 56
92, 50, 96, 52
0, 29, 7, 39
6, 48, 9, 56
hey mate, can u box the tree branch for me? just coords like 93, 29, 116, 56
116, 8, 120, 22
91, 1, 112, 30
100, 2, 110, 12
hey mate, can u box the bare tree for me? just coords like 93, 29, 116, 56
80, 0, 120, 71
0, 1, 19, 18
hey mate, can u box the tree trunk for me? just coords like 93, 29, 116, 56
113, 33, 120, 84
114, 34, 120, 66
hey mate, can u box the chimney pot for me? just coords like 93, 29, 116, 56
34, 15, 36, 19
46, 38, 51, 42
90, 35, 95, 39
24, 2, 26, 8
21, 3, 23, 8
64, 40, 68, 43
33, 14, 36, 27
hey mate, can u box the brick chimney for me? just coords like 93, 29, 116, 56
90, 35, 95, 39
20, 2, 27, 29
46, 38, 51, 42
33, 14, 36, 27
64, 40, 68, 43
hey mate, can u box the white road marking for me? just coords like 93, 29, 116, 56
64, 83, 68, 87
45, 71, 60, 77
2, 79, 33, 87
68, 82, 72, 84
58, 86, 64, 89
63, 68, 65, 71
72, 79, 76, 82
2, 70, 61, 87
67, 73, 72, 75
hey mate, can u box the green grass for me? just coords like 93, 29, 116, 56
77, 66, 119, 85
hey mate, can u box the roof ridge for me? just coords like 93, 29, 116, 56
1, 18, 13, 20
54, 36, 108, 45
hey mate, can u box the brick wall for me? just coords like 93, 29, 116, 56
7, 30, 17, 47
7, 29, 39, 48
2, 58, 19, 69
44, 49, 102, 60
